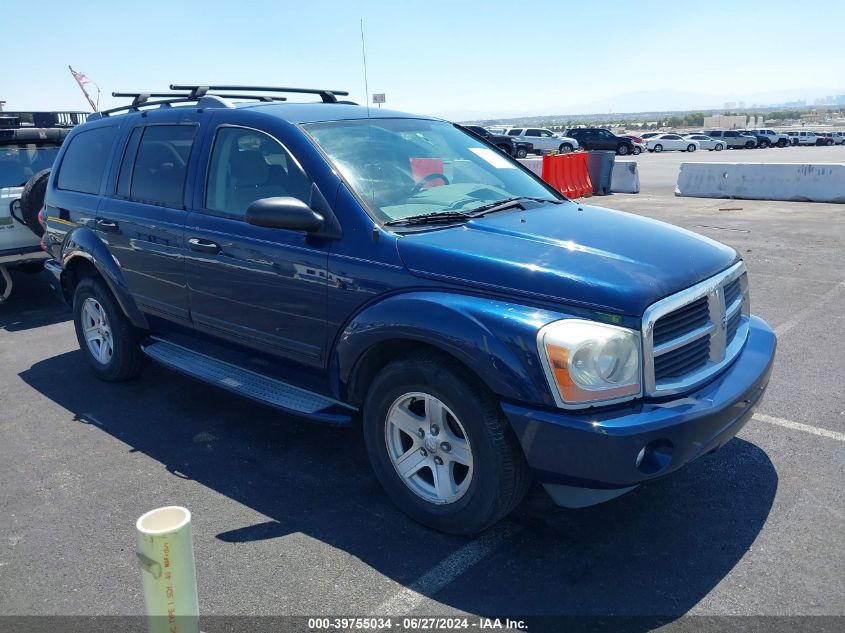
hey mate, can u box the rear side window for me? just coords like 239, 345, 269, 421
57, 126, 118, 194
525, 129, 541, 137
129, 125, 197, 207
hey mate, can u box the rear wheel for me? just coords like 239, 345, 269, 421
363, 353, 530, 534
73, 277, 143, 382
559, 143, 574, 153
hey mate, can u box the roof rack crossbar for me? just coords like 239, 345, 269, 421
170, 84, 349, 103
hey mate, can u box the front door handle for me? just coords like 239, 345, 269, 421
188, 237, 221, 254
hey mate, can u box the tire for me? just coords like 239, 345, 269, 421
496, 144, 512, 156
515, 147, 528, 159
686, 144, 697, 152
73, 276, 143, 382
616, 144, 629, 156
363, 353, 530, 535
19, 169, 51, 237
744, 141, 755, 149
715, 143, 724, 151
759, 140, 770, 148
777, 139, 787, 148
826, 139, 834, 146
653, 144, 663, 153
559, 143, 574, 154
632, 146, 642, 155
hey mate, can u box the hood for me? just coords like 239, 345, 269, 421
396, 202, 738, 316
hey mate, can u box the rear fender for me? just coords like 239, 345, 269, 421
61, 226, 148, 329
334, 291, 569, 407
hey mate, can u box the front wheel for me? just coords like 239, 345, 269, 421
653, 144, 663, 153
745, 141, 756, 149
687, 144, 697, 152
715, 143, 724, 151
759, 140, 770, 148
616, 144, 629, 156
515, 147, 528, 159
73, 277, 143, 381
363, 354, 530, 534
777, 139, 787, 147
559, 143, 574, 153
632, 145, 642, 155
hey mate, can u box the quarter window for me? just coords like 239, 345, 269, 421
129, 125, 197, 207
57, 126, 118, 194
206, 127, 310, 217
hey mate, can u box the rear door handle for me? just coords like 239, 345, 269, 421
188, 237, 221, 254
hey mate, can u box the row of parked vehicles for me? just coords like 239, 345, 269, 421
467, 124, 845, 156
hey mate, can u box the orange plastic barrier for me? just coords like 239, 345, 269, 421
541, 153, 593, 199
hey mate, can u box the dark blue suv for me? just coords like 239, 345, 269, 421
42, 85, 776, 534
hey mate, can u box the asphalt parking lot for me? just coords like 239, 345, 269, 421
1, 154, 843, 631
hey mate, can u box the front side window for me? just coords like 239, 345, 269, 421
57, 126, 118, 194
206, 127, 310, 217
507, 129, 522, 136
0, 143, 62, 188
304, 118, 559, 223
130, 125, 197, 207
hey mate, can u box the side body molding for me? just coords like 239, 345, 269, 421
333, 291, 567, 407
61, 226, 149, 329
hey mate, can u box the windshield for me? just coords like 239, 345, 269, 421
0, 143, 61, 188
304, 119, 559, 223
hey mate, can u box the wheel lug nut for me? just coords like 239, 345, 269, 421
419, 448, 428, 457
430, 424, 439, 436
433, 456, 443, 465
440, 442, 451, 452
417, 428, 425, 439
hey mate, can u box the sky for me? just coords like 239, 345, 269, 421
4, 0, 844, 120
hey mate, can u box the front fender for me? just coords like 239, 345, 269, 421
61, 227, 148, 329
334, 291, 572, 407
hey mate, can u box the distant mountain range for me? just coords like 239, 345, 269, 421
428, 88, 845, 123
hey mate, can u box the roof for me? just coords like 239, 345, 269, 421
232, 101, 435, 124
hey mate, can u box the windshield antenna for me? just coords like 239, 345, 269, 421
360, 19, 371, 119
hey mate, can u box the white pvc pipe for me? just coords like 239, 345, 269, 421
136, 506, 200, 633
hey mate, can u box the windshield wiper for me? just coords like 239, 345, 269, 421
384, 210, 473, 226
467, 196, 563, 217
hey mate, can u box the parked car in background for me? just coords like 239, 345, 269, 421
832, 131, 845, 145
504, 128, 579, 154
619, 134, 644, 155
41, 84, 777, 534
564, 128, 638, 156
683, 133, 724, 151
460, 125, 533, 158
743, 129, 790, 148
786, 131, 818, 146
703, 130, 757, 149
640, 132, 661, 140
643, 133, 699, 153
814, 132, 835, 146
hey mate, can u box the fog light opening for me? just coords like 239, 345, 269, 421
636, 439, 674, 475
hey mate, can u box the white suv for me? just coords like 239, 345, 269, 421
786, 131, 818, 146
504, 128, 579, 154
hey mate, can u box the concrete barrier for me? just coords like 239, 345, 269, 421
611, 161, 640, 193
675, 162, 845, 203
517, 157, 543, 177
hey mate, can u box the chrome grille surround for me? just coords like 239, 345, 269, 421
642, 261, 750, 397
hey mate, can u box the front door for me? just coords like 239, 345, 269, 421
184, 125, 330, 367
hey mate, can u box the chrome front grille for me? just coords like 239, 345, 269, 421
643, 262, 750, 396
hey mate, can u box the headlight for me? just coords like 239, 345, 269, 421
537, 319, 642, 408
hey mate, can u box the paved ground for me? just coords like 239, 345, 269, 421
623, 143, 845, 192
0, 191, 843, 631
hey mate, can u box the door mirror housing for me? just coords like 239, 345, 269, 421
245, 197, 324, 232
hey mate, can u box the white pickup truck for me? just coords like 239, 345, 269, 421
504, 127, 579, 154
0, 113, 78, 302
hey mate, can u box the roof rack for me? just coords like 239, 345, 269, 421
89, 84, 351, 120
170, 84, 349, 103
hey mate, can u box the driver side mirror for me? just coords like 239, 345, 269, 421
245, 197, 324, 232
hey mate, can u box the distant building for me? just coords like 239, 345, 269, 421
703, 115, 747, 129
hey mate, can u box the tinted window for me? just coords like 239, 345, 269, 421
507, 129, 521, 136
130, 125, 196, 207
57, 126, 118, 194
0, 143, 62, 188
525, 129, 541, 137
116, 127, 143, 198
206, 127, 310, 217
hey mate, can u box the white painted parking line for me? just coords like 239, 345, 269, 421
753, 413, 845, 442
376, 522, 523, 614
774, 281, 845, 338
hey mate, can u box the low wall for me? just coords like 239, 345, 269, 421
611, 161, 640, 193
517, 157, 543, 177
675, 162, 845, 203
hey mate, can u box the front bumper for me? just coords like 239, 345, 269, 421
502, 316, 776, 491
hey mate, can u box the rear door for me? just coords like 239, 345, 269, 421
98, 114, 204, 323
184, 123, 331, 366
